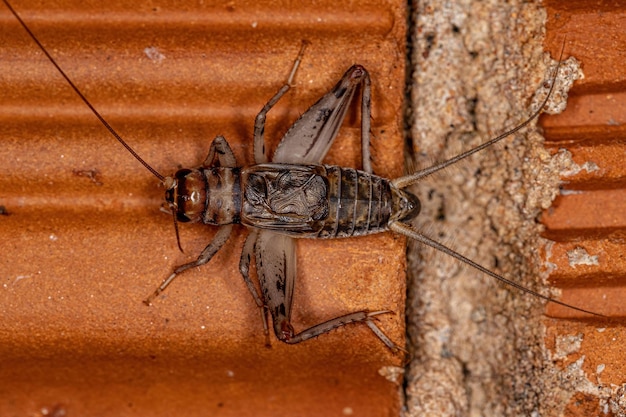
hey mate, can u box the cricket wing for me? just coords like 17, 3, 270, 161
272, 65, 366, 164
255, 230, 296, 325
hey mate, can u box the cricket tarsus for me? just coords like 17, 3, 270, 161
281, 310, 406, 354
8, 0, 602, 355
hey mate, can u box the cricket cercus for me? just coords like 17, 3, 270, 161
3, 0, 604, 353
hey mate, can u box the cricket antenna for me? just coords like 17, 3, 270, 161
393, 39, 568, 189
390, 222, 606, 318
390, 39, 605, 318
3, 0, 166, 183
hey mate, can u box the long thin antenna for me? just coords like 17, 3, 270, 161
393, 40, 566, 189
3, 0, 165, 182
390, 222, 605, 318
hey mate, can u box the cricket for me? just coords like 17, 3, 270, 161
4, 0, 604, 354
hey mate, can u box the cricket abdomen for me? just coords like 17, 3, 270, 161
319, 165, 420, 238
240, 164, 420, 238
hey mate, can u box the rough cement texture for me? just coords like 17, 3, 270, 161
404, 1, 583, 415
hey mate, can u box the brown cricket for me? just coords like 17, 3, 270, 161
4, 0, 603, 353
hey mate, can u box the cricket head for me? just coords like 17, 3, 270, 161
164, 168, 206, 224
389, 187, 421, 223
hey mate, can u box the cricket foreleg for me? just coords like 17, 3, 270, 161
202, 135, 237, 168
238, 230, 271, 346
278, 310, 403, 353
253, 42, 308, 164
143, 225, 233, 305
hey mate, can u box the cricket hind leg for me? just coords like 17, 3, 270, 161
271, 64, 373, 172
143, 225, 233, 305
252, 231, 402, 352
277, 310, 404, 354
358, 68, 372, 174
238, 230, 272, 346
253, 42, 308, 164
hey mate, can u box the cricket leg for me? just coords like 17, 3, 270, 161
202, 135, 237, 168
253, 42, 308, 164
277, 310, 404, 353
271, 65, 372, 172
359, 69, 372, 173
143, 225, 233, 305
256, 231, 403, 353
238, 230, 271, 346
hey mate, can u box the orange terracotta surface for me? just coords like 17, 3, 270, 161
541, 1, 626, 414
0, 1, 407, 415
